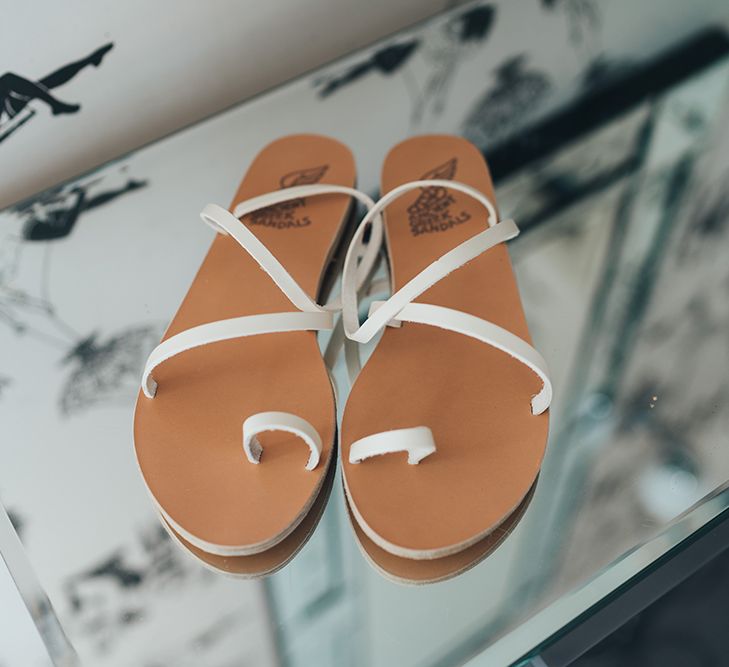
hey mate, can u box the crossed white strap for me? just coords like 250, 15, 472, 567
141, 184, 380, 471
342, 179, 553, 466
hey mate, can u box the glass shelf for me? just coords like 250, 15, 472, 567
2, 4, 729, 666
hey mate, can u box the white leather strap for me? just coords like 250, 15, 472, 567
337, 178, 552, 434
370, 301, 552, 415
340, 180, 514, 343
141, 310, 333, 398
144, 184, 376, 399
231, 183, 377, 220
202, 184, 383, 314
234, 183, 384, 293
201, 202, 319, 314
349, 426, 436, 465
352, 219, 518, 344
140, 185, 375, 476
243, 411, 322, 471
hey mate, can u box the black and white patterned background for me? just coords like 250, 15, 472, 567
2, 2, 729, 666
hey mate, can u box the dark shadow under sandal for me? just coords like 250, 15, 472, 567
340, 135, 552, 561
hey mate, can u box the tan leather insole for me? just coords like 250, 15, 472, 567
341, 135, 549, 559
347, 479, 536, 585
162, 447, 337, 577
135, 135, 354, 554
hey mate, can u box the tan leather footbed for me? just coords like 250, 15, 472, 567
162, 447, 337, 577
134, 135, 354, 554
347, 478, 536, 585
341, 135, 549, 559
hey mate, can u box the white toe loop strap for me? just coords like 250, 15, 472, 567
243, 411, 323, 471
349, 426, 436, 465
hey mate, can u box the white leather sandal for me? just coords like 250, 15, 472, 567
340, 135, 552, 562
134, 135, 378, 561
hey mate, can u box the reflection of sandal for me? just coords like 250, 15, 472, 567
161, 449, 337, 577
135, 135, 374, 557
346, 479, 536, 585
340, 135, 552, 560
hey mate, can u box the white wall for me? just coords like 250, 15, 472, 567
0, 0, 449, 207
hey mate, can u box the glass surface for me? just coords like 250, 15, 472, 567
2, 3, 729, 666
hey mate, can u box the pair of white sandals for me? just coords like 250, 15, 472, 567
134, 134, 551, 583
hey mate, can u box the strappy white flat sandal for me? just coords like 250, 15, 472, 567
340, 135, 552, 561
134, 135, 380, 561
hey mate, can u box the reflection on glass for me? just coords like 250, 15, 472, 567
1, 4, 729, 666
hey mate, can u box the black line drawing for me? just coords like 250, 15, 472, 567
59, 324, 163, 416
452, 4, 496, 43
413, 4, 496, 125
579, 56, 635, 92
314, 39, 420, 98
63, 523, 193, 655
540, 0, 600, 45
462, 54, 552, 149
0, 43, 113, 144
678, 172, 729, 260
315, 6, 497, 128
1, 169, 147, 346
692, 182, 729, 238
11, 175, 147, 242
0, 166, 155, 416
0, 233, 62, 341
69, 554, 145, 600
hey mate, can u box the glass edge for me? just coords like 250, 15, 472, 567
463, 481, 729, 667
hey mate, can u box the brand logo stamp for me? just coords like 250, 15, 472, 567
407, 158, 471, 236
247, 165, 330, 229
